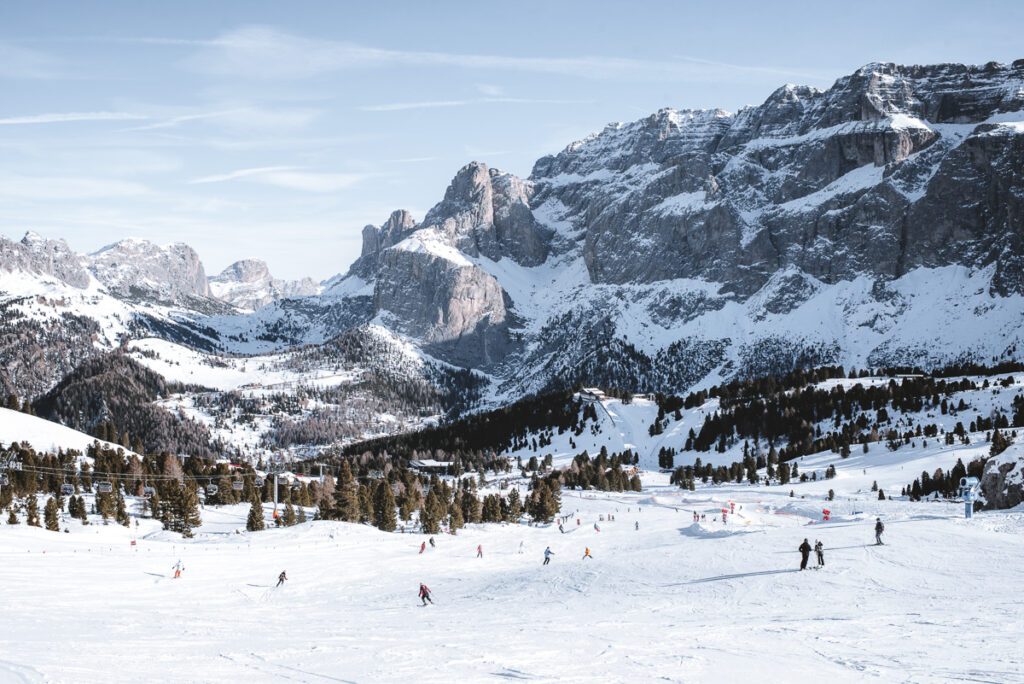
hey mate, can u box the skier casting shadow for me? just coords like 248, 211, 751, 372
798, 539, 811, 570
419, 583, 433, 605
277, 571, 287, 587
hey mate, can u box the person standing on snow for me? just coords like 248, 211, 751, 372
594, 523, 600, 533
635, 521, 639, 531
875, 518, 885, 545
172, 560, 184, 579
543, 546, 554, 565
419, 541, 427, 554
277, 571, 287, 587
815, 540, 825, 567
799, 539, 812, 571
419, 583, 433, 605
518, 540, 525, 554
582, 547, 593, 560
558, 522, 564, 533
476, 544, 483, 558
429, 537, 436, 548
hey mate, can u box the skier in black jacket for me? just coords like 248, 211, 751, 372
799, 539, 812, 570
875, 518, 885, 545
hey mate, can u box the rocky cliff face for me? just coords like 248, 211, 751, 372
88, 239, 212, 303
330, 60, 1024, 392
529, 61, 1024, 296
0, 232, 91, 288
209, 258, 320, 311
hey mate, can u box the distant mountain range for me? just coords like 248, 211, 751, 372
2, 59, 1023, 457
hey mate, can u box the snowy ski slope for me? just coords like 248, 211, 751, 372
0, 462, 1022, 682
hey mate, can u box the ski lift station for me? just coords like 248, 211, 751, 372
409, 459, 454, 475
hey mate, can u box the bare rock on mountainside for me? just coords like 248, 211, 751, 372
209, 258, 321, 311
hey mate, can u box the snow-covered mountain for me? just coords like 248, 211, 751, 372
209, 259, 321, 311
2, 59, 1024, 454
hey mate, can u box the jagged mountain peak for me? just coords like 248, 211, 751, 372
208, 257, 320, 311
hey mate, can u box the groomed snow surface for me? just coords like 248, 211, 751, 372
1, 468, 1023, 682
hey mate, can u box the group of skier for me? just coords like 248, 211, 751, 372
797, 518, 886, 570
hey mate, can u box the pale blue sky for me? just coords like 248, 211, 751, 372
1, 0, 1020, 280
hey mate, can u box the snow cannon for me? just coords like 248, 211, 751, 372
959, 477, 980, 519
822, 509, 831, 521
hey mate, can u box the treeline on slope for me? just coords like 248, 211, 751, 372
344, 390, 590, 459
0, 300, 102, 400
0, 440, 329, 536
32, 352, 223, 458
659, 370, 1023, 465
281, 326, 487, 416
312, 460, 563, 534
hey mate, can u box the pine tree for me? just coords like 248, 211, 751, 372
506, 488, 522, 521
419, 502, 440, 534
333, 462, 360, 522
7, 504, 19, 525
374, 480, 397, 532
246, 497, 265, 531
990, 429, 1011, 457
115, 490, 130, 527
166, 483, 202, 538
44, 497, 60, 531
283, 502, 297, 526
298, 506, 307, 524
26, 494, 40, 527
448, 495, 465, 533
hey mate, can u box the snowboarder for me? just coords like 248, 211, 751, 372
798, 539, 812, 570
543, 546, 554, 565
277, 571, 287, 587
476, 544, 483, 558
582, 547, 593, 560
172, 560, 184, 579
428, 536, 436, 548
875, 518, 885, 545
558, 522, 564, 533
815, 540, 825, 567
419, 541, 427, 554
419, 583, 433, 605
518, 540, 525, 554
594, 523, 600, 533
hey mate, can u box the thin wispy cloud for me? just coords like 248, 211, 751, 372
358, 97, 591, 112
123, 106, 322, 133
183, 26, 834, 83
189, 166, 368, 193
0, 111, 148, 126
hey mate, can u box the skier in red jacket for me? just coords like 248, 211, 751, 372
419, 583, 433, 605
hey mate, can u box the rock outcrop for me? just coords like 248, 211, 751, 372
209, 259, 320, 311
981, 444, 1024, 510
88, 239, 211, 302
0, 232, 91, 288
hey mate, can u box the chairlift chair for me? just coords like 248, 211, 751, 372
60, 483, 74, 496
142, 486, 156, 499
96, 481, 113, 494
231, 480, 244, 491
0, 474, 8, 486
206, 484, 219, 496
254, 477, 265, 488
